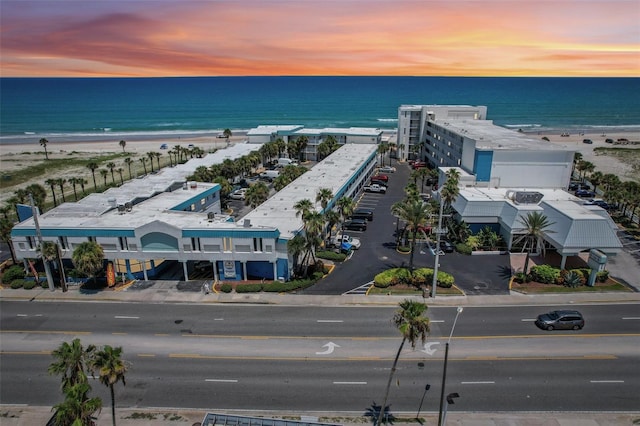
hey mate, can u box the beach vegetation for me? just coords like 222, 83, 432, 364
39, 138, 49, 160
119, 140, 126, 152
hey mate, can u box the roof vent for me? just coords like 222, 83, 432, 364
243, 219, 251, 228
108, 198, 117, 208
117, 204, 126, 214
124, 202, 132, 212
207, 212, 216, 222
512, 191, 544, 205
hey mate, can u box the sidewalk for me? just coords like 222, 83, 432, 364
0, 405, 638, 426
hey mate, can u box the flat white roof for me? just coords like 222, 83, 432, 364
243, 143, 378, 240
435, 119, 572, 152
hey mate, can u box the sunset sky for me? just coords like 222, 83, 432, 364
1, 0, 638, 77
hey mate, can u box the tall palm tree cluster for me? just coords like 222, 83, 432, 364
287, 189, 355, 277
573, 153, 640, 219
48, 338, 128, 426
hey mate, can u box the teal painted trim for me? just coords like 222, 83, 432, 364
182, 229, 280, 239
11, 228, 136, 238
170, 185, 220, 211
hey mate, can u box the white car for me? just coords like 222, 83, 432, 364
229, 189, 247, 200
378, 166, 396, 173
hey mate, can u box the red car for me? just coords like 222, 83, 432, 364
412, 161, 427, 169
373, 173, 389, 182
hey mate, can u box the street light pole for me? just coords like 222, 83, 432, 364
437, 306, 463, 426
430, 197, 445, 298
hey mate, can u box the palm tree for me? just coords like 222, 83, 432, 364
100, 169, 109, 187
377, 143, 389, 167
71, 241, 104, 282
45, 178, 58, 207
116, 168, 125, 185
39, 240, 59, 290
52, 381, 102, 426
86, 162, 99, 189
139, 157, 148, 175
287, 234, 307, 276
79, 178, 88, 195
26, 183, 47, 212
376, 299, 430, 425
440, 169, 461, 208
48, 338, 96, 391
146, 152, 156, 172
106, 162, 117, 184
576, 160, 595, 183
245, 182, 270, 208
118, 140, 126, 152
154, 152, 162, 170
336, 196, 355, 226
69, 178, 80, 201
294, 198, 314, 223
315, 187, 333, 212
91, 345, 128, 426
40, 138, 49, 160
56, 178, 67, 202
512, 211, 555, 274
571, 152, 583, 179
391, 198, 431, 270
223, 128, 232, 146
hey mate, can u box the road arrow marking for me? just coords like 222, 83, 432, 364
421, 342, 440, 355
316, 342, 340, 355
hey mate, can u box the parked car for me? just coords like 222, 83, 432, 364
378, 166, 396, 173
582, 139, 593, 144
605, 138, 614, 144
370, 178, 388, 187
568, 182, 590, 191
343, 219, 367, 232
330, 233, 361, 250
373, 174, 389, 182
585, 199, 612, 210
229, 188, 247, 200
351, 208, 374, 221
439, 240, 455, 253
575, 189, 596, 198
363, 184, 387, 193
160, 143, 168, 149
412, 161, 427, 169
535, 310, 584, 331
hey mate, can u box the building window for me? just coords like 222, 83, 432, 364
88, 236, 96, 243
253, 238, 263, 252
58, 236, 68, 250
118, 237, 129, 251
191, 237, 201, 251
223, 237, 232, 252
26, 236, 36, 249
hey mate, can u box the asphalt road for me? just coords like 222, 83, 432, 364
1, 301, 639, 414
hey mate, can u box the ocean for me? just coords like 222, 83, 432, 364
1, 76, 639, 143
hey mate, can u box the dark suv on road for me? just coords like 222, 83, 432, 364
535, 310, 585, 331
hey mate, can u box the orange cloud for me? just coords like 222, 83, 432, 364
1, 0, 638, 77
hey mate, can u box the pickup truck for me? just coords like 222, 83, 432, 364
364, 183, 387, 193
330, 233, 361, 250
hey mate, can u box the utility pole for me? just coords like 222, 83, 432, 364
431, 194, 451, 298
30, 193, 54, 291
438, 307, 463, 426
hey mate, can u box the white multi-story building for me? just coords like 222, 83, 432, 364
397, 104, 622, 269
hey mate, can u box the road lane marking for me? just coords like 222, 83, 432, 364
114, 315, 139, 319
622, 317, 640, 320
461, 381, 495, 384
137, 354, 155, 357
521, 319, 536, 322
590, 380, 624, 383
214, 318, 224, 321
333, 381, 367, 385
205, 379, 238, 383
430, 320, 445, 323
112, 332, 127, 335
17, 314, 28, 317
317, 320, 344, 323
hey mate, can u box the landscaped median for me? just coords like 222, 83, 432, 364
367, 267, 463, 296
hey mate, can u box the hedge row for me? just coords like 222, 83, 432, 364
373, 267, 454, 289
514, 265, 609, 285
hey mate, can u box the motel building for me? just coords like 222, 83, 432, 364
10, 140, 379, 283
11, 106, 623, 284
397, 105, 622, 269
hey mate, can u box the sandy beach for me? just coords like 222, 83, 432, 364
1, 129, 639, 206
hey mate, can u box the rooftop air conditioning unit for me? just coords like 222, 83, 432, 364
117, 204, 126, 214
207, 212, 215, 222
124, 202, 132, 212
243, 219, 251, 228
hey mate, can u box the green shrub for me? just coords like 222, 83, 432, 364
411, 268, 431, 286
596, 270, 609, 282
235, 283, 263, 293
435, 271, 454, 288
316, 250, 347, 262
23, 280, 38, 290
397, 245, 411, 253
263, 278, 316, 292
10, 279, 25, 289
562, 270, 583, 288
220, 283, 232, 293
3, 265, 25, 283
456, 243, 472, 255
513, 272, 526, 283
529, 264, 560, 284
374, 269, 400, 288
41, 280, 49, 288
